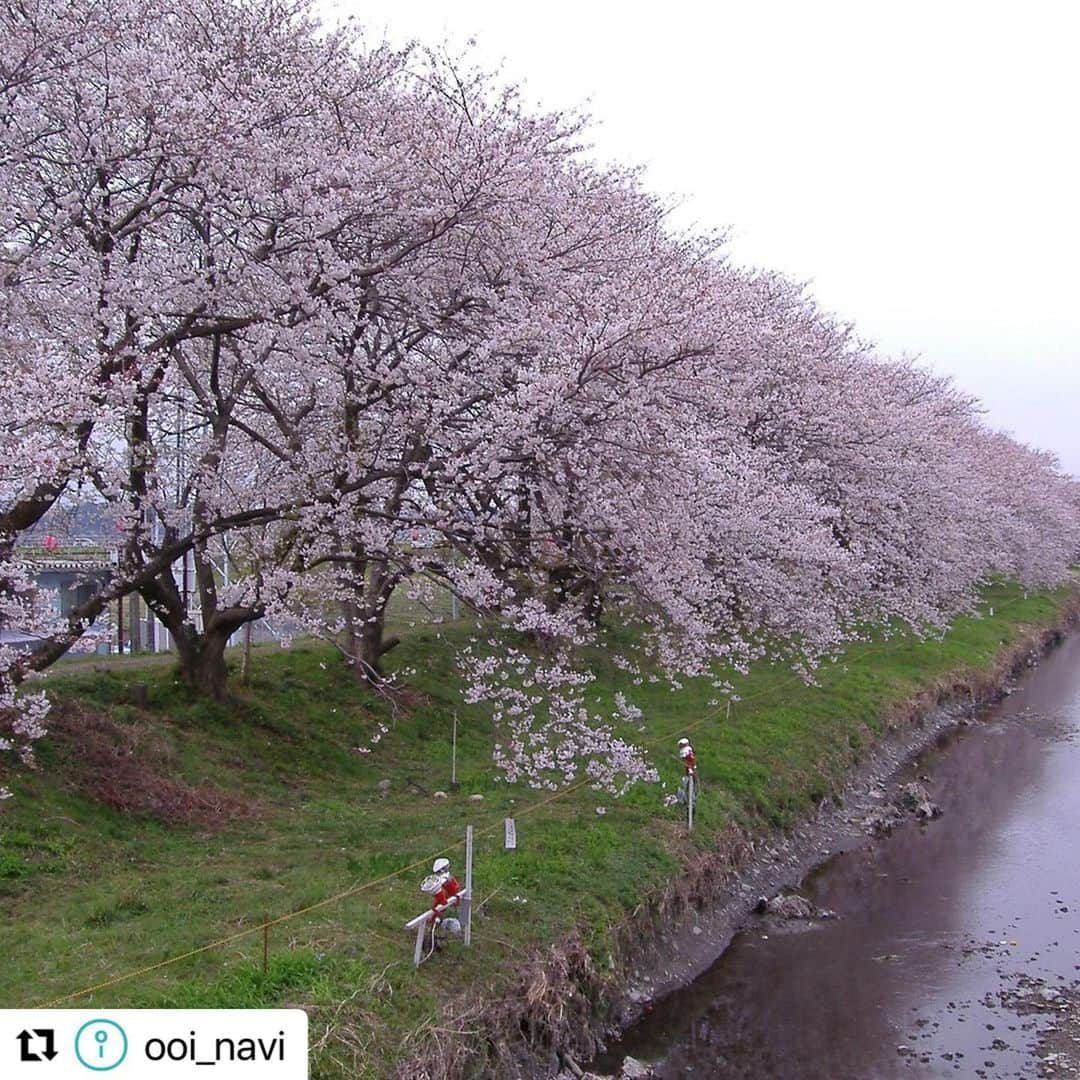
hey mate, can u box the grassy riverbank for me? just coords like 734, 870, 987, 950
0, 579, 1075, 1077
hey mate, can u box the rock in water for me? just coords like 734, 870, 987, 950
765, 893, 816, 920
896, 781, 941, 820
896, 781, 927, 810
866, 806, 906, 835
620, 1057, 654, 1079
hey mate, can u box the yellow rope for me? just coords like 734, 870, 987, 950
34, 590, 1052, 1007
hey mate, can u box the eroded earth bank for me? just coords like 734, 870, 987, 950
589, 629, 1080, 1079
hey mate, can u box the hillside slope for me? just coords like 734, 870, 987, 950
0, 579, 1075, 1077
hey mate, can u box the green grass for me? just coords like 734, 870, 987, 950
0, 579, 1074, 1077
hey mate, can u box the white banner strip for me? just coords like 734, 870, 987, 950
0, 1009, 308, 1078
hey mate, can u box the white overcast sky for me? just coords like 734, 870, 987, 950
323, 0, 1079, 475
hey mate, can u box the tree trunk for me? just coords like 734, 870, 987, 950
140, 561, 260, 702
173, 624, 231, 700
581, 579, 604, 625
128, 593, 141, 651
355, 612, 400, 686
340, 586, 400, 689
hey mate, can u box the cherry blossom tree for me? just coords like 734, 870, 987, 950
4, 0, 422, 697
2, 0, 1077, 801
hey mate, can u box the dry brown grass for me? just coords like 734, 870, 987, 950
47, 703, 260, 830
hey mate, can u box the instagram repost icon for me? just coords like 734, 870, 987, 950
74, 1019, 128, 1071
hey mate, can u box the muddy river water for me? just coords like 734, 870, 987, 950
598, 633, 1080, 1079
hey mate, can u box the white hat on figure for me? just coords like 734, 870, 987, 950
421, 857, 452, 894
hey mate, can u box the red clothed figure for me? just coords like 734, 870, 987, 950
430, 875, 461, 920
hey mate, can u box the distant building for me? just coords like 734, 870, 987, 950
33, 550, 114, 619
3, 546, 115, 654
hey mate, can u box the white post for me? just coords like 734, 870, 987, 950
413, 920, 426, 967
406, 909, 433, 967
464, 825, 474, 948
688, 774, 695, 832
451, 713, 458, 789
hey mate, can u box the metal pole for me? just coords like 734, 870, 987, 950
464, 825, 474, 948
688, 774, 695, 832
262, 914, 269, 977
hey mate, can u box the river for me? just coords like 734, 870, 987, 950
596, 632, 1080, 1078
